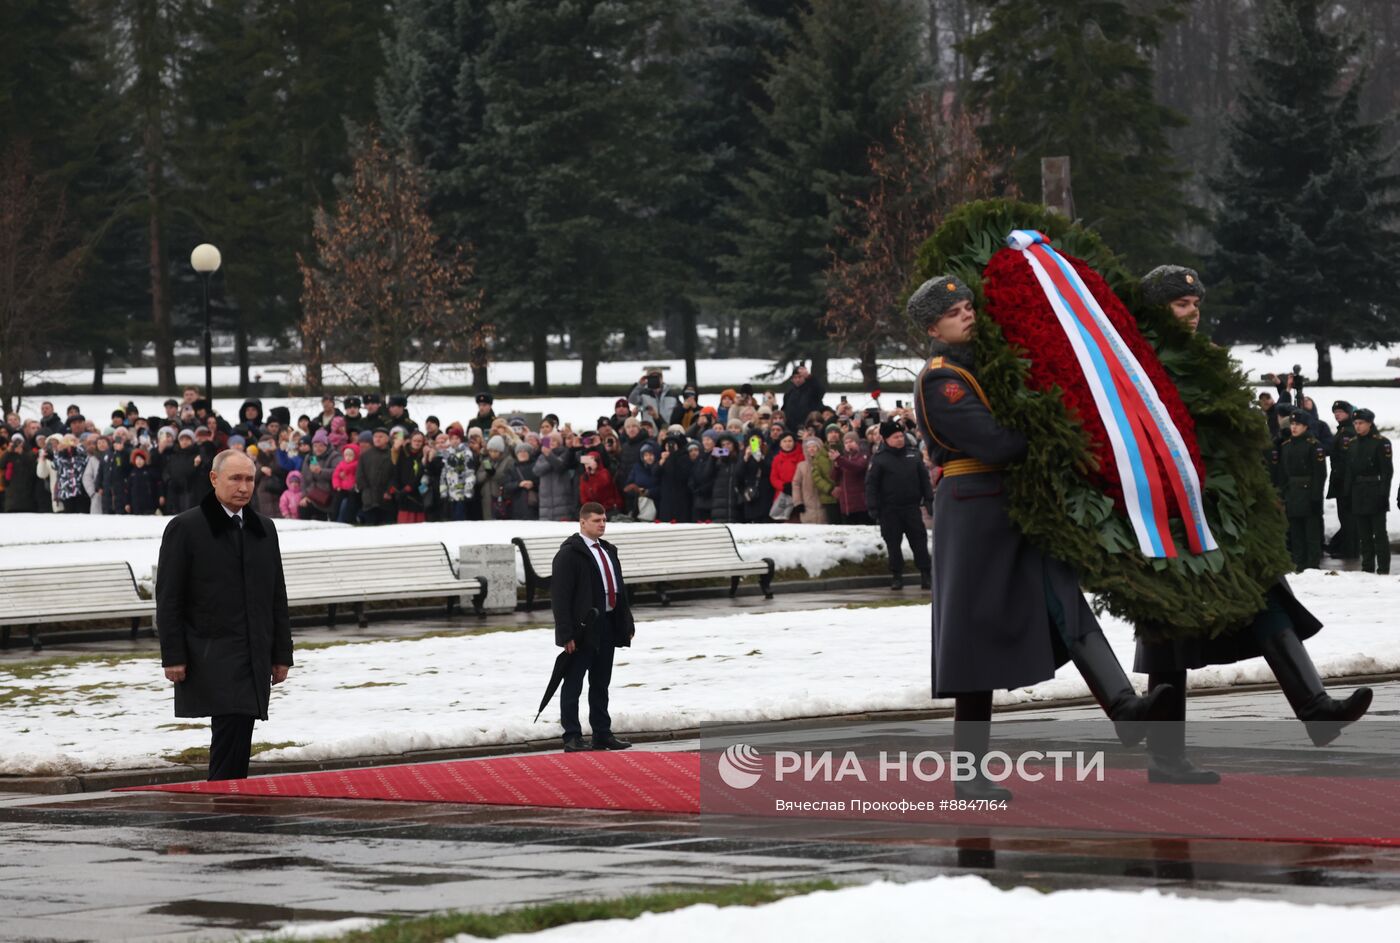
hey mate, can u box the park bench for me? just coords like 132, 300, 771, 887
513, 525, 775, 610
0, 561, 155, 652
279, 542, 487, 627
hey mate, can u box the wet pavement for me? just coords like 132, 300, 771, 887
4, 683, 1400, 942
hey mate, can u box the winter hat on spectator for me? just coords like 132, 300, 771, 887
10, 432, 23, 445
132, 448, 149, 463
343, 395, 361, 408
158, 426, 176, 440
357, 430, 374, 444
312, 429, 330, 446
879, 419, 903, 439
177, 428, 195, 442
390, 425, 407, 439
487, 435, 506, 453
720, 388, 738, 402
268, 406, 291, 426
228, 434, 246, 448
907, 274, 973, 328
1352, 407, 1375, 422
1333, 400, 1354, 415
364, 393, 382, 406
514, 442, 533, 459
614, 398, 630, 410
507, 415, 527, 429
1289, 412, 1310, 428
702, 428, 721, 442
757, 405, 773, 418
640, 442, 658, 456
388, 394, 408, 408
843, 430, 861, 443
1140, 265, 1205, 306
286, 470, 302, 486
700, 405, 717, 417
446, 422, 465, 437
467, 427, 484, 440
475, 393, 493, 405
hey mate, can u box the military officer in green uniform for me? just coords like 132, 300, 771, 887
1326, 401, 1358, 559
1343, 408, 1391, 574
1272, 412, 1327, 571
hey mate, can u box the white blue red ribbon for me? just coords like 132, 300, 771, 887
1006, 230, 1216, 559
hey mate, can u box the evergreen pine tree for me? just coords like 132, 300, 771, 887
721, 0, 924, 379
961, 0, 1190, 269
1211, 0, 1400, 382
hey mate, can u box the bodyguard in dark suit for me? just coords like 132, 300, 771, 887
156, 450, 293, 781
551, 501, 636, 752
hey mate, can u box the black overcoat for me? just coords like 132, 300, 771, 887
550, 533, 636, 649
156, 491, 293, 719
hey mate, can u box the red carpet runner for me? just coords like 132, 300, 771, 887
124, 751, 1400, 846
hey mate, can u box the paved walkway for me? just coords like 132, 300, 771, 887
3, 683, 1400, 942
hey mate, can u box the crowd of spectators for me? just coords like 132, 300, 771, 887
1, 367, 939, 528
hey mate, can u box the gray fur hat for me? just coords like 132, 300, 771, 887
1141, 265, 1205, 306
907, 275, 973, 327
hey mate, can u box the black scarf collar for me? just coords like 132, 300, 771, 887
198, 489, 266, 538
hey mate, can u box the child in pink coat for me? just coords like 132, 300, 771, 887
278, 470, 304, 520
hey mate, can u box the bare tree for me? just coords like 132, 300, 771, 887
0, 143, 85, 414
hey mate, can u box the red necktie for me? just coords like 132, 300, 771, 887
593, 542, 617, 609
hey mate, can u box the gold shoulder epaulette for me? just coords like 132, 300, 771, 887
927, 356, 944, 370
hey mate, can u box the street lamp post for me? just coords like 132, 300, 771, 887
190, 244, 222, 400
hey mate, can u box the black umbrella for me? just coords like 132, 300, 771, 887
534, 607, 598, 722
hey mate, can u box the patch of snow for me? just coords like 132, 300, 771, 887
0, 570, 1393, 775
442, 874, 1400, 943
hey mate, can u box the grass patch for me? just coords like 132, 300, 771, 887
251, 741, 300, 755
156, 722, 207, 731
296, 879, 842, 942
163, 746, 209, 765
336, 681, 405, 689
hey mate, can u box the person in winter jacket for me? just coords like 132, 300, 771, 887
391, 432, 430, 523
578, 450, 623, 513
1, 434, 38, 513
533, 433, 577, 521
656, 432, 693, 522
741, 436, 774, 523
300, 445, 335, 520
790, 437, 827, 524
278, 470, 305, 520
102, 434, 132, 514
689, 431, 719, 522
124, 448, 159, 515
505, 442, 540, 520
252, 440, 287, 518
476, 435, 516, 520
234, 400, 265, 440
833, 431, 871, 524
706, 433, 744, 523
162, 430, 201, 514
83, 435, 108, 514
768, 431, 803, 501
331, 443, 361, 523
438, 427, 475, 521
355, 428, 396, 525
807, 434, 840, 523
624, 443, 661, 520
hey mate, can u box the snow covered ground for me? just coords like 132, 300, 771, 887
1, 570, 1393, 776
426, 874, 1400, 943
0, 516, 885, 585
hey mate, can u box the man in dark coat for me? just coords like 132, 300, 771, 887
1346, 407, 1391, 574
781, 364, 826, 428
550, 502, 636, 752
355, 428, 396, 525
911, 274, 1170, 802
1326, 400, 1358, 558
469, 393, 496, 432
1273, 413, 1327, 570
864, 420, 933, 590
156, 450, 293, 781
1133, 265, 1372, 783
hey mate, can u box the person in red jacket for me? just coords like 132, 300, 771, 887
768, 431, 803, 521
578, 450, 623, 514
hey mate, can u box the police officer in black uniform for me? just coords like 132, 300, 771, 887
865, 418, 933, 590
1327, 401, 1358, 558
911, 274, 1170, 802
1345, 407, 1392, 574
1273, 411, 1327, 571
470, 393, 496, 432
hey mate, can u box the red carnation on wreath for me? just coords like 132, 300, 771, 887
980, 245, 1206, 516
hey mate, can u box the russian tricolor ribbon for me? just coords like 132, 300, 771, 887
1006, 230, 1217, 559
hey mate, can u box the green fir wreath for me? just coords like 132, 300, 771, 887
911, 199, 1291, 639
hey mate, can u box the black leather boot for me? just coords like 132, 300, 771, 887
891, 572, 904, 591
952, 693, 1012, 803
919, 569, 932, 590
1257, 627, 1373, 746
1070, 631, 1175, 747
1145, 671, 1220, 785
